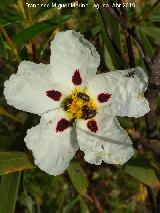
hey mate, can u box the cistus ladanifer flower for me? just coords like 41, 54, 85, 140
4, 30, 150, 175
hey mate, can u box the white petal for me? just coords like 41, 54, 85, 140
4, 61, 66, 115
76, 114, 134, 165
87, 67, 150, 118
50, 30, 100, 88
25, 109, 78, 175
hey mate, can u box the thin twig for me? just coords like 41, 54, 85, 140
106, 6, 151, 65
101, 2, 160, 139
91, 189, 103, 213
145, 48, 160, 139
132, 134, 160, 155
146, 185, 158, 213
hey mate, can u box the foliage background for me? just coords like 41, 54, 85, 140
0, 0, 160, 212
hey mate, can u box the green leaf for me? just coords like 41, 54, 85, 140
0, 106, 23, 123
0, 172, 21, 213
62, 196, 79, 213
79, 196, 89, 213
0, 15, 24, 27
62, 195, 89, 213
106, 0, 121, 53
0, 0, 13, 11
102, 29, 124, 69
14, 15, 72, 46
19, 46, 30, 61
149, 14, 160, 22
124, 156, 160, 187
140, 24, 160, 43
104, 45, 115, 70
137, 27, 154, 58
98, 12, 125, 69
67, 161, 88, 196
39, 30, 53, 59
0, 33, 8, 59
0, 152, 34, 175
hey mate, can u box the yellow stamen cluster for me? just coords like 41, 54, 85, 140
66, 89, 97, 119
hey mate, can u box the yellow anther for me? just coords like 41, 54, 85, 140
66, 88, 97, 119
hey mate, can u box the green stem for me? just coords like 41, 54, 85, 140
24, 0, 39, 63
0, 27, 20, 63
18, 0, 39, 63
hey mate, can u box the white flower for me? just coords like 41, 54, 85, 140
4, 30, 150, 175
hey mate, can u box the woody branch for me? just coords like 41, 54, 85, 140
95, 0, 160, 140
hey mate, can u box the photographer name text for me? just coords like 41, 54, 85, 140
26, 2, 136, 9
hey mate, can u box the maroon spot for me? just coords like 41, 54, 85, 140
46, 90, 62, 101
72, 69, 82, 85
56, 118, 71, 132
98, 93, 112, 103
87, 119, 98, 133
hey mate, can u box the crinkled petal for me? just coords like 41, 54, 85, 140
50, 30, 100, 88
25, 109, 78, 175
4, 61, 68, 115
76, 114, 134, 165
87, 67, 150, 118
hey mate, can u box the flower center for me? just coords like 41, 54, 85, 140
63, 89, 97, 120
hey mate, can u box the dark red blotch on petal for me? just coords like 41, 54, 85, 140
87, 119, 98, 133
46, 90, 62, 101
56, 118, 71, 132
98, 93, 111, 103
72, 69, 82, 85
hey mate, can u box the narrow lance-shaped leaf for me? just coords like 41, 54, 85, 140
0, 172, 21, 213
62, 196, 80, 213
79, 196, 89, 213
106, 0, 121, 53
39, 30, 54, 59
0, 15, 24, 27
137, 27, 154, 58
98, 12, 125, 69
140, 24, 160, 43
0, 106, 23, 123
67, 161, 88, 196
14, 15, 72, 46
124, 156, 160, 188
149, 14, 160, 22
0, 152, 34, 175
62, 195, 89, 213
103, 43, 115, 70
0, 33, 8, 59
